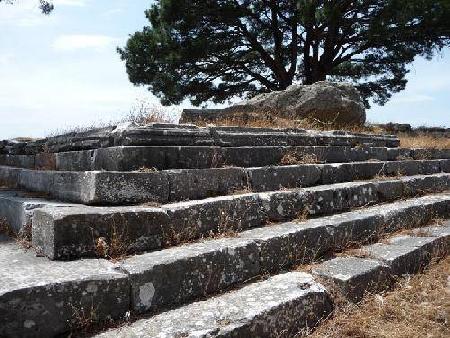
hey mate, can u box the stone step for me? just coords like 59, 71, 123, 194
0, 190, 73, 233
94, 220, 450, 338
311, 225, 450, 302
0, 240, 130, 338
1, 197, 448, 338
102, 195, 450, 315
97, 272, 333, 338
1, 159, 448, 205
2, 145, 449, 171
1, 124, 399, 156
30, 174, 450, 260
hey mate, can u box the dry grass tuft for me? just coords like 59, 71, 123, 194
69, 301, 102, 335
0, 218, 33, 249
193, 111, 378, 133
94, 224, 129, 262
0, 217, 16, 238
399, 133, 450, 149
309, 256, 450, 338
136, 166, 158, 173
293, 207, 310, 223
280, 151, 322, 165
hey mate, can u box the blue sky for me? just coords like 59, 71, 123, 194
0, 0, 449, 139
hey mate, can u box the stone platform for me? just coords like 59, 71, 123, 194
0, 124, 449, 337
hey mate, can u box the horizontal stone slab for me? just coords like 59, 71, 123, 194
96, 218, 449, 337
364, 236, 441, 276
312, 221, 450, 303
103, 194, 450, 314
239, 193, 450, 273
4, 195, 447, 337
0, 154, 35, 170
31, 174, 450, 260
2, 124, 399, 156
0, 241, 129, 338
121, 237, 260, 313
2, 146, 449, 173
95, 272, 332, 338
33, 206, 168, 260
1, 159, 449, 205
0, 190, 73, 234
56, 145, 377, 171
312, 257, 391, 302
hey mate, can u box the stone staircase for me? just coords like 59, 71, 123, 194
0, 124, 449, 337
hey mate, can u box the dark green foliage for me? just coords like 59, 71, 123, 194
0, 0, 54, 14
119, 0, 450, 107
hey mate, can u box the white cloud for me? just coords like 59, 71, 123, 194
53, 0, 87, 6
391, 94, 434, 104
102, 8, 122, 17
0, 53, 14, 66
52, 34, 117, 51
0, 1, 49, 27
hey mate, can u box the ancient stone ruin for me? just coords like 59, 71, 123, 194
0, 123, 449, 337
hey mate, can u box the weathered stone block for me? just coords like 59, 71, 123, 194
0, 154, 35, 169
418, 159, 441, 174
247, 164, 321, 191
325, 212, 383, 249
387, 235, 447, 262
32, 206, 167, 260
55, 149, 94, 171
120, 237, 260, 313
167, 167, 247, 201
93, 146, 168, 171
365, 242, 426, 276
402, 174, 450, 196
222, 146, 284, 167
95, 272, 332, 338
312, 257, 392, 302
0, 165, 20, 187
162, 194, 268, 243
260, 190, 306, 221
35, 152, 56, 170
440, 159, 450, 173
352, 161, 384, 180
0, 191, 45, 234
321, 163, 354, 184
17, 170, 53, 193
0, 242, 129, 338
91, 171, 170, 204
372, 180, 404, 201
383, 160, 421, 176
241, 219, 332, 272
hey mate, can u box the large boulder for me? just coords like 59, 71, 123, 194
225, 81, 366, 125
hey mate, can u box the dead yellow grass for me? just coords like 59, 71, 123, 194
280, 151, 322, 165
309, 256, 450, 338
193, 112, 379, 133
399, 133, 450, 149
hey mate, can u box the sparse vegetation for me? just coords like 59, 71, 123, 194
69, 301, 101, 335
308, 256, 450, 338
136, 166, 158, 173
94, 224, 129, 262
280, 151, 322, 165
399, 133, 450, 149
47, 99, 179, 137
0, 218, 32, 249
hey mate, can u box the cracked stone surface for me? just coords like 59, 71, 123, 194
0, 241, 129, 338
95, 272, 332, 338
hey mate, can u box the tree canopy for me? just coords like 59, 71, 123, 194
120, 0, 450, 107
0, 0, 54, 14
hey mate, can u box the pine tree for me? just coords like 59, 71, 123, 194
120, 0, 450, 107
